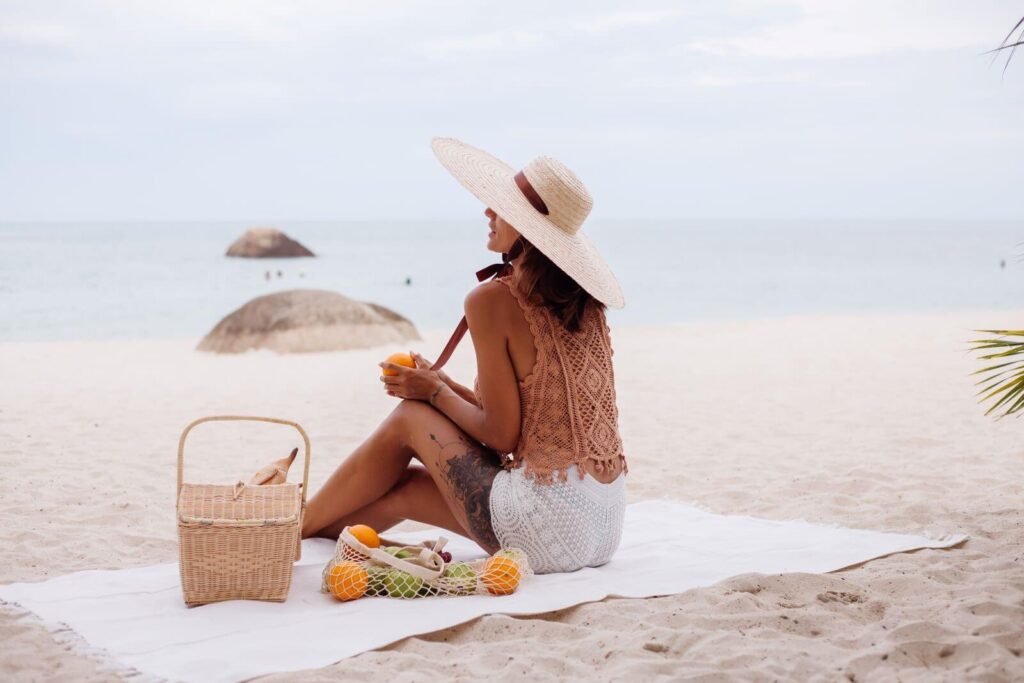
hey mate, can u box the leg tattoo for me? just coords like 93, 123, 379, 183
430, 432, 502, 552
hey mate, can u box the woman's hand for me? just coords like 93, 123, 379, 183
410, 351, 451, 384
379, 351, 445, 402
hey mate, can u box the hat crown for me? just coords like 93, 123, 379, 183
522, 156, 592, 236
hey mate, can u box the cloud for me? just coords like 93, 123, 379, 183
684, 0, 1010, 59
414, 7, 689, 58
574, 10, 684, 36
634, 70, 868, 89
0, 0, 1021, 220
0, 22, 77, 48
416, 28, 546, 58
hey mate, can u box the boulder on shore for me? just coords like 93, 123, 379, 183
198, 289, 420, 354
226, 228, 315, 258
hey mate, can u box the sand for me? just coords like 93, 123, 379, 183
1, 309, 1022, 681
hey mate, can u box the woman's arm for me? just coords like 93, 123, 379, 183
411, 356, 479, 408
430, 284, 521, 453
440, 373, 481, 408
379, 283, 521, 454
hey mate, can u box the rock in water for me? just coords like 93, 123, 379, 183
197, 289, 420, 354
226, 228, 315, 258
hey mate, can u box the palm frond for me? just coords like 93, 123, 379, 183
986, 15, 1024, 75
970, 329, 1024, 417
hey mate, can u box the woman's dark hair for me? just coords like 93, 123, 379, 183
511, 236, 604, 333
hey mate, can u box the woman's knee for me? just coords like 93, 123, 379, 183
389, 398, 434, 424
372, 399, 421, 450
385, 399, 442, 448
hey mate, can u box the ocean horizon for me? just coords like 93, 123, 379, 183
1, 219, 1021, 343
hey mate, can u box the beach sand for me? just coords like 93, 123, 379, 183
1, 309, 1022, 681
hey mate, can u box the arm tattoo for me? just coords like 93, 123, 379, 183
428, 382, 445, 407
429, 432, 502, 553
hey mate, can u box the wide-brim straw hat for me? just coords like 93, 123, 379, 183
431, 137, 625, 309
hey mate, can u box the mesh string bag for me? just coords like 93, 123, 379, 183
320, 526, 532, 600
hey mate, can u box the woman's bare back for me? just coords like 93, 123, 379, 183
493, 284, 624, 485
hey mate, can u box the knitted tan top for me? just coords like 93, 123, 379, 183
474, 273, 629, 485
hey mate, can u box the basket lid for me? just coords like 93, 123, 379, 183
177, 482, 302, 525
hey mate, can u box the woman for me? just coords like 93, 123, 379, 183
300, 137, 629, 573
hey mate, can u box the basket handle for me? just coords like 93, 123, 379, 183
177, 415, 312, 507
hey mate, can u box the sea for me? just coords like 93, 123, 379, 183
0, 220, 1021, 343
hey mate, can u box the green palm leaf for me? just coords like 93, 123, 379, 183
970, 330, 1024, 417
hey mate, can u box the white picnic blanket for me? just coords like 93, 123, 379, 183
0, 500, 966, 683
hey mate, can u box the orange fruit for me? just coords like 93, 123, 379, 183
481, 555, 521, 595
327, 561, 368, 601
348, 524, 380, 548
382, 352, 415, 376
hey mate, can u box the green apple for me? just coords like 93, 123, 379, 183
384, 570, 424, 598
366, 567, 389, 596
442, 562, 478, 595
495, 548, 527, 566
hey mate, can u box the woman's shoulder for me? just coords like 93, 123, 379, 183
465, 277, 512, 308
468, 274, 536, 310
463, 278, 524, 327
464, 278, 500, 298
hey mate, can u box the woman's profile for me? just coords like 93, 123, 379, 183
301, 137, 629, 573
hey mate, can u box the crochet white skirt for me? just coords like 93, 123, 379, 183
488, 462, 626, 574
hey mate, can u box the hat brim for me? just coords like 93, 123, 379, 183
431, 137, 625, 309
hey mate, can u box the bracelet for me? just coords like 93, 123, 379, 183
428, 381, 445, 406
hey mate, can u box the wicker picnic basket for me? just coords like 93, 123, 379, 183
176, 415, 311, 608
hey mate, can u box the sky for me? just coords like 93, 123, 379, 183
1, 0, 1022, 221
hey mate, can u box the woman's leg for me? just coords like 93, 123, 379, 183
301, 409, 416, 538
301, 399, 504, 554
311, 465, 470, 540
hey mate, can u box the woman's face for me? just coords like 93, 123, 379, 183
484, 207, 520, 253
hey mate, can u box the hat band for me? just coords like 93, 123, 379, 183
514, 171, 549, 216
